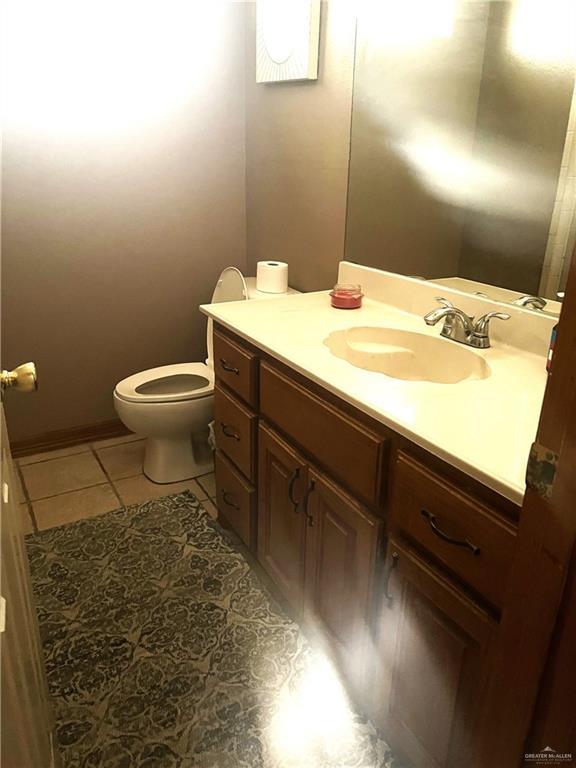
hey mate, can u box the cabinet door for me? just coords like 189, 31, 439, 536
257, 423, 308, 613
304, 468, 381, 686
375, 539, 496, 768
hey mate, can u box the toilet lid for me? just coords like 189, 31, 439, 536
210, 267, 248, 304
206, 267, 249, 369
115, 362, 214, 403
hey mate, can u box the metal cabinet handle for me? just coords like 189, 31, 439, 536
302, 480, 316, 526
420, 510, 480, 556
384, 551, 400, 606
219, 358, 239, 375
222, 491, 240, 510
287, 468, 301, 512
219, 422, 240, 441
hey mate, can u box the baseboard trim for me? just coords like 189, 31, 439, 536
11, 419, 131, 458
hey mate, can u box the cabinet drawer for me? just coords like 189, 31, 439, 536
390, 452, 517, 607
213, 329, 258, 407
215, 451, 256, 550
214, 384, 257, 481
260, 362, 387, 506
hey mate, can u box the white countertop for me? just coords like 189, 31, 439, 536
201, 267, 551, 506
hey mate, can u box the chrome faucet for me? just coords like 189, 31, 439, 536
512, 295, 547, 310
424, 297, 510, 349
424, 298, 475, 344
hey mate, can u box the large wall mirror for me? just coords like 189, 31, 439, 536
345, 0, 576, 315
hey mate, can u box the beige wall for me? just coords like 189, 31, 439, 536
245, 1, 355, 292
1, 4, 247, 442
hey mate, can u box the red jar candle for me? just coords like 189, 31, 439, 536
330, 283, 363, 309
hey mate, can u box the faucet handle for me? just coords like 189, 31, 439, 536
512, 295, 547, 310
473, 312, 511, 336
435, 296, 474, 325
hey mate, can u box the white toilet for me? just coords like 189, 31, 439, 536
114, 267, 297, 484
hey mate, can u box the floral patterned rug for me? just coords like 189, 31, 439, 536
26, 491, 401, 768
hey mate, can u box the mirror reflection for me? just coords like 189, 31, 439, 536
346, 0, 576, 315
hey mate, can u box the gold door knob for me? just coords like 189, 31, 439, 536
0, 362, 38, 392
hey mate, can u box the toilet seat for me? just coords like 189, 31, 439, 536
115, 362, 214, 404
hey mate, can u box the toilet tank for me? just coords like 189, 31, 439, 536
205, 269, 300, 369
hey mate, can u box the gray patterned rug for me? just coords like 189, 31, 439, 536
26, 491, 401, 768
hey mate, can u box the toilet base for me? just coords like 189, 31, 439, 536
143, 435, 213, 484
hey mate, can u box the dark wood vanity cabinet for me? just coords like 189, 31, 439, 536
258, 421, 381, 679
212, 324, 529, 768
257, 423, 308, 612
260, 361, 387, 506
214, 451, 256, 550
213, 329, 259, 407
374, 539, 497, 768
212, 338, 259, 550
214, 384, 257, 481
304, 467, 381, 684
389, 452, 517, 609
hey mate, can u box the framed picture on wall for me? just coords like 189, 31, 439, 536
256, 0, 321, 83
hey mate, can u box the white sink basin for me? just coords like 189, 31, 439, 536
324, 327, 491, 383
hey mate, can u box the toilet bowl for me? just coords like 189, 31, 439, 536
114, 362, 214, 483
114, 267, 298, 484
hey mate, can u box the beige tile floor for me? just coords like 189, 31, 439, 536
16, 433, 218, 534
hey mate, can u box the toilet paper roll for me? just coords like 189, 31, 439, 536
256, 261, 289, 294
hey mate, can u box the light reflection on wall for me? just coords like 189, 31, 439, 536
510, 0, 576, 65
360, 0, 457, 48
396, 127, 558, 224
2, 0, 227, 138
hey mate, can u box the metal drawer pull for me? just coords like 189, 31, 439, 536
421, 510, 480, 556
287, 468, 301, 512
219, 358, 240, 375
302, 480, 316, 526
384, 551, 400, 606
220, 422, 240, 441
222, 491, 240, 510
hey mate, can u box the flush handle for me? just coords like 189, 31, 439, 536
219, 422, 240, 441
0, 362, 38, 393
421, 509, 480, 555
219, 358, 239, 375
